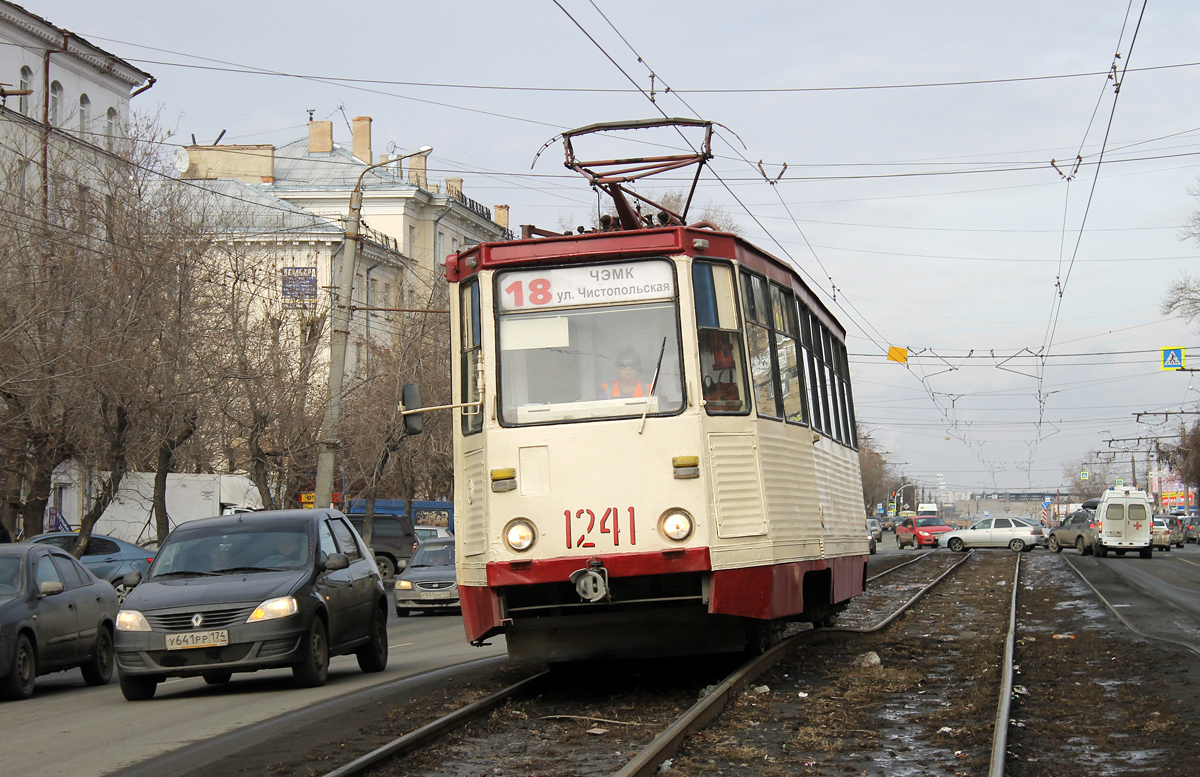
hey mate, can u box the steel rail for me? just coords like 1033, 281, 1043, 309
1060, 552, 1200, 657
318, 553, 977, 777
866, 549, 938, 583
318, 670, 549, 777
988, 552, 1022, 777
614, 550, 977, 777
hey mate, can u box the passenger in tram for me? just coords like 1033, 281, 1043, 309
599, 348, 653, 399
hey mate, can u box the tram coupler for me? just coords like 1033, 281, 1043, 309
569, 559, 609, 602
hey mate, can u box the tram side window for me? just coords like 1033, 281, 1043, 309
800, 308, 826, 435
461, 281, 483, 435
770, 284, 807, 425
693, 261, 749, 414
835, 339, 858, 447
739, 270, 779, 418
821, 327, 844, 443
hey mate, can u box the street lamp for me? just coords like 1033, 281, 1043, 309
314, 146, 433, 509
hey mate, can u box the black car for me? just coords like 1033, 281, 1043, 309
346, 513, 416, 580
0, 543, 119, 700
394, 538, 458, 616
114, 509, 389, 701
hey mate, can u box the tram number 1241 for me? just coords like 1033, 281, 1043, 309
565, 507, 636, 549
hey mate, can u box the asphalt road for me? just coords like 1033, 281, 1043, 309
1, 609, 505, 777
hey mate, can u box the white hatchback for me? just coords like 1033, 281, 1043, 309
943, 517, 1043, 552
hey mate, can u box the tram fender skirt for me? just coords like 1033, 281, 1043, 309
460, 585, 504, 643
709, 557, 866, 619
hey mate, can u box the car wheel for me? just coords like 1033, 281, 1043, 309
394, 606, 409, 617
202, 670, 232, 685
0, 634, 37, 701
374, 554, 396, 581
896, 535, 904, 549
948, 537, 965, 553
112, 581, 134, 605
1140, 547, 1153, 559
1048, 536, 1061, 553
356, 607, 389, 673
1009, 539, 1025, 552
80, 625, 114, 686
1095, 543, 1108, 557
293, 618, 329, 688
119, 673, 158, 701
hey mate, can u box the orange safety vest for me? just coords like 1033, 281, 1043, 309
601, 381, 650, 399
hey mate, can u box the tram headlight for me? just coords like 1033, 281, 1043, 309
659, 509, 695, 542
504, 519, 537, 552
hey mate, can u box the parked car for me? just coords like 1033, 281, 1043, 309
866, 519, 882, 543
1179, 514, 1200, 544
1151, 517, 1176, 552
346, 514, 417, 580
30, 532, 155, 603
895, 514, 952, 549
943, 517, 1043, 552
414, 525, 453, 543
1161, 515, 1185, 548
113, 509, 389, 700
394, 538, 458, 617
1047, 509, 1097, 554
0, 543, 119, 700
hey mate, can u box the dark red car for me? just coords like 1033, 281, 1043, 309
896, 515, 953, 548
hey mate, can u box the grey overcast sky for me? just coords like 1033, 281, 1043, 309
45, 0, 1200, 493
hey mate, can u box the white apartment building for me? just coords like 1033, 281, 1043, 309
178, 117, 510, 300
0, 1, 152, 152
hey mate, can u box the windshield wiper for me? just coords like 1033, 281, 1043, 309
639, 336, 668, 435
211, 566, 284, 574
151, 570, 218, 578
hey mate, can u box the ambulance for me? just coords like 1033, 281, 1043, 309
1092, 487, 1154, 559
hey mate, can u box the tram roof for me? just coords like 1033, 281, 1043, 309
446, 225, 845, 338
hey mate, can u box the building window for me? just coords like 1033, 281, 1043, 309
18, 66, 32, 116
78, 94, 90, 136
106, 108, 117, 150
49, 81, 62, 125
436, 231, 445, 265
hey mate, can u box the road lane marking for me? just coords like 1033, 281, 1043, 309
389, 641, 414, 649
1172, 556, 1200, 569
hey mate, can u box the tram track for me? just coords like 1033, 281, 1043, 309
315, 551, 986, 777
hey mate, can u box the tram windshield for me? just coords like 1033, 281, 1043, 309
496, 260, 684, 425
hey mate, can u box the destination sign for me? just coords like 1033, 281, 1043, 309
497, 260, 674, 312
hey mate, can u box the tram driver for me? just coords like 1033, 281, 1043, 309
599, 347, 653, 399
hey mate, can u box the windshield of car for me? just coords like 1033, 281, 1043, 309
0, 556, 23, 596
496, 260, 684, 425
409, 543, 455, 568
915, 517, 948, 528
150, 522, 312, 578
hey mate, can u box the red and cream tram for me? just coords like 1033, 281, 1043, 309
441, 121, 868, 661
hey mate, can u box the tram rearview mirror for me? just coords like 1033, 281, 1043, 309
402, 383, 424, 436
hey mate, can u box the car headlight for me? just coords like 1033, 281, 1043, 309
396, 580, 413, 590
659, 509, 694, 542
247, 596, 298, 623
504, 519, 536, 552
116, 610, 151, 632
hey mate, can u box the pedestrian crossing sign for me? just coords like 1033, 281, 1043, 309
1162, 347, 1185, 370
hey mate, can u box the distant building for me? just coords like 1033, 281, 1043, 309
0, 0, 153, 176
178, 118, 510, 299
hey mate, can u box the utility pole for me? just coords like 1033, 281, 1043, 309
314, 146, 432, 509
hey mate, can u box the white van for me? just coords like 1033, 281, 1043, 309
1092, 488, 1153, 558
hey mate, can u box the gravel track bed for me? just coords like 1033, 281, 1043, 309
667, 552, 1016, 776
363, 658, 740, 777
